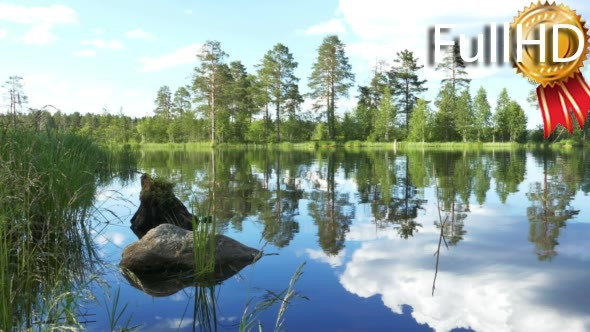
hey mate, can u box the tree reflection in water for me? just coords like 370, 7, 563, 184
135, 147, 583, 263
308, 151, 354, 256
527, 151, 580, 261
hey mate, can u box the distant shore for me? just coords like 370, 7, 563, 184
122, 140, 587, 150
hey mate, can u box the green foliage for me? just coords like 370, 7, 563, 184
455, 89, 474, 142
494, 88, 527, 142
432, 82, 458, 141
473, 86, 492, 141
228, 62, 257, 142
370, 86, 397, 141
506, 101, 527, 142
246, 120, 269, 143
137, 116, 169, 143
154, 85, 172, 119
312, 123, 327, 141
407, 99, 431, 142
172, 86, 192, 117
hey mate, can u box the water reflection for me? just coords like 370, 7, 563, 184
136, 148, 588, 261
527, 151, 580, 261
124, 147, 590, 331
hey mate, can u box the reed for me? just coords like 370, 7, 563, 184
239, 262, 306, 332
191, 202, 217, 279
0, 129, 113, 330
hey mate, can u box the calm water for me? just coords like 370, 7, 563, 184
85, 148, 590, 332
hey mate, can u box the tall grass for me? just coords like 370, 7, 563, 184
0, 129, 112, 330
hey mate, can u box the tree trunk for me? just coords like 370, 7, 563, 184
265, 103, 269, 142
211, 69, 216, 145
330, 82, 335, 140
276, 101, 280, 142
405, 79, 410, 132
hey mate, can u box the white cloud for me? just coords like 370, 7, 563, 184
303, 18, 346, 36
0, 29, 6, 39
305, 248, 346, 267
126, 28, 156, 40
23, 74, 51, 87
22, 24, 56, 45
166, 318, 193, 329
73, 49, 96, 57
77, 86, 113, 98
0, 3, 77, 45
138, 43, 202, 73
124, 90, 140, 97
0, 3, 77, 25
81, 38, 122, 50
109, 40, 122, 49
339, 220, 590, 332
94, 232, 126, 247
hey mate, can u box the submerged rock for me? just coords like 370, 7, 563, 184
129, 174, 196, 238
120, 224, 261, 274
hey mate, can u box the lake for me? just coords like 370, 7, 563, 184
85, 147, 590, 332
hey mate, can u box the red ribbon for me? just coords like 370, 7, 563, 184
537, 73, 590, 138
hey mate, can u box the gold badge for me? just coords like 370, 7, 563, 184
511, 2, 589, 87
512, 2, 590, 138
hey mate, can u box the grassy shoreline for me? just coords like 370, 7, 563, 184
125, 140, 583, 150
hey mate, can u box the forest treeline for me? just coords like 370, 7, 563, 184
3, 36, 590, 144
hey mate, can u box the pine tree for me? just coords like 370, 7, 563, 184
436, 44, 470, 96
2, 75, 28, 129
228, 61, 256, 141
308, 35, 355, 139
390, 50, 427, 132
408, 99, 430, 142
257, 44, 301, 142
369, 60, 390, 107
433, 82, 458, 141
172, 86, 191, 117
192, 40, 229, 144
473, 86, 492, 142
154, 85, 172, 119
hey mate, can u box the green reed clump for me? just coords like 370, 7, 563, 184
191, 208, 216, 279
0, 129, 111, 330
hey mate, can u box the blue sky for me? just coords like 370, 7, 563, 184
1, 0, 590, 129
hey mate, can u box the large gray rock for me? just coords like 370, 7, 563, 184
120, 224, 260, 274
